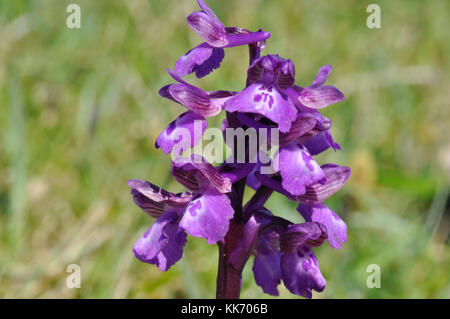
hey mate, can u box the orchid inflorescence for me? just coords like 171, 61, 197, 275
128, 0, 350, 299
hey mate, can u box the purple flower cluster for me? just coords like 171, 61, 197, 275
128, 0, 350, 298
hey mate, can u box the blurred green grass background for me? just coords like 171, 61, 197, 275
0, 0, 449, 298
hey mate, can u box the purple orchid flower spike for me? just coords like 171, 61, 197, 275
128, 0, 350, 299
174, 0, 271, 78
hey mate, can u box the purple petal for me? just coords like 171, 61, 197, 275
284, 86, 307, 111
172, 165, 200, 193
293, 109, 332, 131
130, 190, 165, 218
221, 117, 229, 142
298, 86, 345, 109
224, 84, 297, 133
166, 82, 221, 117
207, 90, 236, 99
172, 155, 232, 193
252, 236, 282, 296
304, 130, 341, 156
207, 90, 237, 109
255, 172, 291, 198
277, 59, 295, 89
279, 222, 327, 253
127, 180, 193, 217
224, 31, 271, 48
247, 58, 264, 87
235, 112, 275, 130
279, 113, 317, 146
133, 210, 187, 271
297, 204, 347, 249
244, 150, 276, 190
219, 162, 256, 183
159, 84, 174, 101
311, 65, 332, 88
174, 43, 225, 78
229, 209, 274, 271
246, 164, 262, 190
186, 10, 227, 47
255, 164, 350, 204
192, 48, 224, 78
196, 0, 219, 19
312, 113, 333, 131
179, 190, 234, 244
275, 144, 325, 196
281, 246, 326, 298
247, 54, 291, 88
295, 164, 351, 204
156, 111, 207, 155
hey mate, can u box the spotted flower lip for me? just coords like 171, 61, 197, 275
281, 246, 326, 298
127, 181, 191, 271
224, 54, 300, 133
133, 210, 187, 272
273, 143, 325, 196
155, 111, 208, 155
224, 83, 297, 133
179, 188, 234, 244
